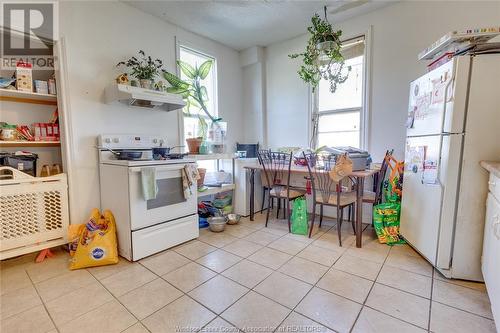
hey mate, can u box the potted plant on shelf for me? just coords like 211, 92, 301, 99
163, 59, 220, 154
289, 7, 350, 93
117, 50, 164, 89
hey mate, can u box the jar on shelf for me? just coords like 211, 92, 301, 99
208, 120, 227, 153
0, 124, 17, 141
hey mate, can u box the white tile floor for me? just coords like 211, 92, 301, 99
0, 213, 496, 333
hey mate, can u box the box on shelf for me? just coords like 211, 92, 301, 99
418, 26, 500, 60
15, 61, 33, 92
0, 124, 17, 141
2, 152, 38, 176
34, 80, 49, 94
33, 123, 59, 141
48, 78, 57, 95
427, 52, 454, 72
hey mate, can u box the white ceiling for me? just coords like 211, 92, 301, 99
124, 1, 395, 50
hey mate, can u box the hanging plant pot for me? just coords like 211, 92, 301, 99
288, 6, 351, 93
316, 40, 335, 52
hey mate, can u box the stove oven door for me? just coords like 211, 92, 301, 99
128, 163, 197, 230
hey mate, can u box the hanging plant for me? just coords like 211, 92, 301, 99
289, 7, 350, 93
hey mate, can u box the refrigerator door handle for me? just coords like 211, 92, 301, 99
439, 74, 455, 134
433, 78, 454, 187
492, 214, 500, 240
416, 69, 455, 187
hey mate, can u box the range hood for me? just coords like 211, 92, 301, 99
104, 84, 186, 111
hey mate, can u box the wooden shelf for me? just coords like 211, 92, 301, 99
0, 89, 57, 105
198, 183, 235, 197
0, 141, 60, 147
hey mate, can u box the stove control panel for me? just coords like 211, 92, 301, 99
98, 134, 168, 149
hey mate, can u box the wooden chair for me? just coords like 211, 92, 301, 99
258, 150, 306, 231
362, 149, 394, 206
257, 149, 278, 215
304, 153, 357, 244
260, 170, 271, 213
341, 149, 394, 224
260, 170, 287, 219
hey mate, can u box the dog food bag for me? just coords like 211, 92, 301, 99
69, 208, 119, 270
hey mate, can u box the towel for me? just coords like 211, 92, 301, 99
141, 168, 158, 200
182, 164, 200, 199
185, 164, 200, 184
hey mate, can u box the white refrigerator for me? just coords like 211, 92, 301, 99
401, 53, 500, 281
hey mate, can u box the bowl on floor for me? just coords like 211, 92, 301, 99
208, 216, 227, 232
226, 213, 241, 225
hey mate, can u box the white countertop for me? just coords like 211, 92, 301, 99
101, 158, 195, 167
480, 161, 500, 178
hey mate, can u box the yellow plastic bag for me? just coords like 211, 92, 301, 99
69, 208, 119, 270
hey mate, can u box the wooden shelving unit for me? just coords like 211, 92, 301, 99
0, 141, 60, 148
1, 89, 59, 149
0, 33, 71, 260
0, 89, 57, 105
194, 154, 236, 203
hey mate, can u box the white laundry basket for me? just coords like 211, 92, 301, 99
0, 167, 69, 260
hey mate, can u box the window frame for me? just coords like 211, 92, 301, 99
175, 39, 218, 147
310, 28, 372, 150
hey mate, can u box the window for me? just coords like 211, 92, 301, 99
315, 36, 365, 148
178, 46, 217, 140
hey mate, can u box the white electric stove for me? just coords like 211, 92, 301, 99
98, 134, 198, 261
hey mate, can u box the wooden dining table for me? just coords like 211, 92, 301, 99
244, 164, 379, 248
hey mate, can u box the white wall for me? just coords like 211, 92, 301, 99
264, 1, 500, 160
265, 36, 311, 149
59, 1, 243, 223
242, 63, 264, 143
240, 46, 266, 144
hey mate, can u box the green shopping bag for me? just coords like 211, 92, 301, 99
373, 202, 405, 245
383, 177, 401, 203
291, 196, 308, 235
